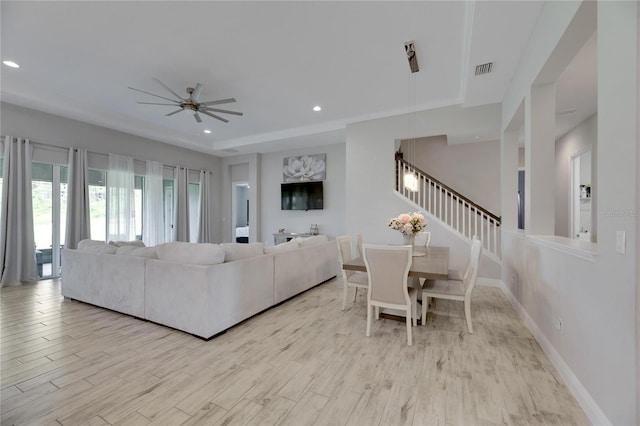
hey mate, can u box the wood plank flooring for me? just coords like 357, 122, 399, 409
1, 278, 590, 425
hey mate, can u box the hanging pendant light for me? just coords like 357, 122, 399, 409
403, 41, 419, 193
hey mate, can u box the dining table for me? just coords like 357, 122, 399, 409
341, 246, 450, 281
341, 245, 450, 322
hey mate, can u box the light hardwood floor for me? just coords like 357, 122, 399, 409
1, 278, 590, 425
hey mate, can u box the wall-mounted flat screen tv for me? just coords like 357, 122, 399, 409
281, 181, 324, 210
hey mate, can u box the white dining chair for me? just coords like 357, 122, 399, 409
337, 235, 369, 310
362, 243, 417, 346
421, 236, 482, 333
354, 233, 363, 259
413, 231, 431, 247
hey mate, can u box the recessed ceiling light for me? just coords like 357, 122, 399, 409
313, 105, 322, 112
3, 60, 20, 68
203, 129, 212, 134
474, 135, 481, 140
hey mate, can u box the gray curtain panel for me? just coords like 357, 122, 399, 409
174, 167, 190, 242
0, 137, 38, 286
198, 171, 212, 243
64, 148, 90, 249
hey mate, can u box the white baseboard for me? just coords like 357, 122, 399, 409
496, 281, 611, 426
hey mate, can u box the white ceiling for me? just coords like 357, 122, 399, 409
2, 1, 594, 158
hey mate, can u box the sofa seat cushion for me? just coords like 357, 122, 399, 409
156, 242, 225, 265
264, 239, 299, 254
220, 242, 265, 262
77, 239, 118, 254
296, 235, 329, 247
116, 246, 158, 259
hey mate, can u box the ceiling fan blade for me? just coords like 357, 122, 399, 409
129, 86, 180, 103
152, 78, 185, 101
200, 98, 236, 106
137, 102, 179, 106
200, 110, 229, 123
191, 83, 203, 102
194, 112, 202, 123
204, 107, 243, 116
166, 109, 183, 116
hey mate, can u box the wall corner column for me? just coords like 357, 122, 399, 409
525, 83, 556, 235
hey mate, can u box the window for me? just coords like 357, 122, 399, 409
163, 179, 174, 242
188, 182, 200, 242
135, 175, 143, 240
88, 169, 107, 241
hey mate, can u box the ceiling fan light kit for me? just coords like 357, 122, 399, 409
129, 78, 243, 124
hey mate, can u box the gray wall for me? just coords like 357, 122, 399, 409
1, 102, 224, 242
401, 136, 501, 215
500, 2, 637, 424
260, 143, 345, 245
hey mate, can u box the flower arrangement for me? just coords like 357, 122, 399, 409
388, 212, 428, 236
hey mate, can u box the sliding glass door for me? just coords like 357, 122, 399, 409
32, 163, 66, 278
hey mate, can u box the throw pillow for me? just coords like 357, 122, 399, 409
298, 235, 329, 247
108, 240, 146, 248
116, 246, 158, 259
77, 239, 118, 254
156, 242, 225, 265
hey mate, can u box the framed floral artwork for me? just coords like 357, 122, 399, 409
282, 154, 326, 182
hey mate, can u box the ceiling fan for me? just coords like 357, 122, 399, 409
129, 78, 243, 124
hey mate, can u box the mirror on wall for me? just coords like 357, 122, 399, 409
232, 182, 249, 243
570, 149, 592, 242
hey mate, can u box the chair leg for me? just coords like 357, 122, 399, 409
464, 300, 473, 334
342, 282, 349, 311
375, 306, 380, 319
406, 310, 412, 346
366, 303, 372, 337
421, 293, 428, 326
353, 287, 358, 302
411, 292, 417, 327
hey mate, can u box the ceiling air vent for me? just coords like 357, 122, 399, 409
474, 62, 494, 76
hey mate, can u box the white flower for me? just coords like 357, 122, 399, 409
387, 212, 428, 236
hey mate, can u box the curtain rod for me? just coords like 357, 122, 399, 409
2, 136, 212, 174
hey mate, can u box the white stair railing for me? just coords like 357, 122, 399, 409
396, 159, 501, 258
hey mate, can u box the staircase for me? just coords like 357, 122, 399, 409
395, 158, 501, 259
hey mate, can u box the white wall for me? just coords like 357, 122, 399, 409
1, 102, 224, 242
260, 143, 345, 244
555, 114, 597, 238
500, 2, 637, 424
401, 136, 501, 215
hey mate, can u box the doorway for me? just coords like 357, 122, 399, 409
232, 182, 249, 243
570, 149, 593, 241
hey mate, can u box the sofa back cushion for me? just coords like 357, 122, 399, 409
116, 246, 158, 259
264, 239, 299, 254
220, 242, 265, 262
77, 239, 118, 254
296, 235, 329, 247
156, 242, 225, 265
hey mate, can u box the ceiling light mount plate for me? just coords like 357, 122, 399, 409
404, 41, 419, 73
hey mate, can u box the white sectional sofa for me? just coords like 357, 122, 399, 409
61, 236, 337, 339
